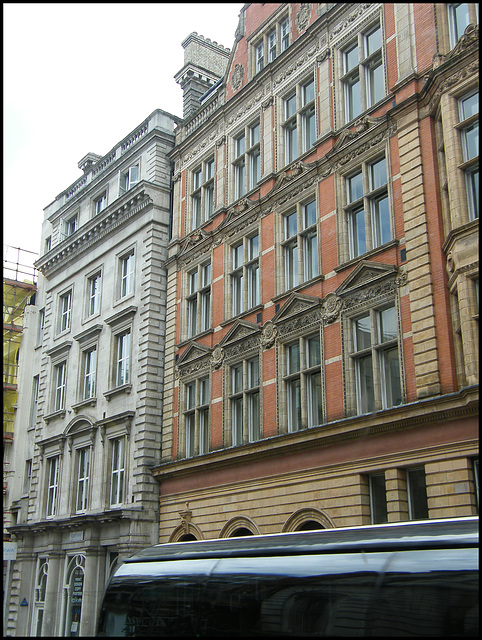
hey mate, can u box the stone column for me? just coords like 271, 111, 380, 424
79, 550, 101, 637
385, 468, 408, 522
41, 550, 62, 637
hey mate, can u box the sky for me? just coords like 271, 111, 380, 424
3, 2, 243, 270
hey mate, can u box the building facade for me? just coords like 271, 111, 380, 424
6, 109, 179, 636
154, 3, 478, 541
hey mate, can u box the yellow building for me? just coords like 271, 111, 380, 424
3, 246, 37, 538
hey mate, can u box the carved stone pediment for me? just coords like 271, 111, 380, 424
327, 114, 388, 159
273, 293, 321, 324
336, 261, 397, 297
271, 160, 312, 194
220, 320, 261, 347
177, 342, 212, 366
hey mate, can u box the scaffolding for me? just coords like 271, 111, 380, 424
3, 246, 38, 536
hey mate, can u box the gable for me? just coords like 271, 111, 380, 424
272, 292, 321, 323
336, 261, 397, 297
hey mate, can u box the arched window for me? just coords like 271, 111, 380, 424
229, 527, 255, 537
296, 520, 325, 531
178, 533, 197, 541
63, 554, 85, 636
32, 557, 48, 636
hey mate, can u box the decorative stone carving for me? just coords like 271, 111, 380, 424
215, 135, 226, 147
395, 269, 408, 288
231, 63, 245, 91
261, 322, 278, 349
296, 3, 312, 32
211, 345, 224, 369
321, 293, 343, 324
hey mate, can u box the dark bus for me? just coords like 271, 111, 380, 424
97, 516, 478, 636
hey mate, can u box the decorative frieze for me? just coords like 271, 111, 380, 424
231, 63, 244, 91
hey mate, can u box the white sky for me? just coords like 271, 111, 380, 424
3, 2, 243, 268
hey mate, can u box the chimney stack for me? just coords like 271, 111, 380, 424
175, 33, 230, 119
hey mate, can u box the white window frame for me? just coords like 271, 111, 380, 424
251, 13, 290, 75
282, 198, 319, 292
61, 212, 78, 239
184, 376, 210, 458
46, 456, 59, 517
190, 157, 215, 230
82, 345, 97, 399
340, 20, 385, 124
75, 447, 90, 513
283, 333, 323, 433
447, 3, 478, 48
119, 163, 139, 194
229, 233, 260, 317
87, 271, 101, 317
344, 154, 391, 260
282, 76, 316, 166
233, 121, 262, 200
350, 303, 402, 415
457, 91, 479, 220
110, 437, 125, 506
119, 250, 134, 298
94, 191, 107, 216
59, 290, 72, 333
186, 262, 211, 338
229, 357, 260, 446
53, 361, 67, 411
115, 330, 131, 387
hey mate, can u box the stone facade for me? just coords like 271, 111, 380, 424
5, 109, 180, 636
154, 3, 478, 542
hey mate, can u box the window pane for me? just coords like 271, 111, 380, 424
368, 58, 384, 106
236, 134, 245, 157
365, 26, 381, 56
186, 414, 195, 457
286, 212, 297, 238
288, 378, 301, 431
233, 244, 243, 269
344, 42, 358, 72
370, 158, 387, 190
193, 168, 202, 190
287, 342, 300, 374
249, 148, 260, 189
466, 166, 479, 219
199, 408, 209, 454
407, 468, 429, 520
460, 93, 479, 120
347, 172, 364, 202
303, 106, 316, 150
307, 371, 323, 427
247, 391, 260, 441
286, 121, 297, 162
232, 397, 243, 445
379, 307, 397, 342
268, 30, 276, 62
248, 358, 259, 388
462, 122, 479, 161
250, 123, 260, 146
304, 200, 317, 228
355, 315, 371, 350
357, 355, 375, 413
346, 74, 361, 120
202, 263, 211, 286
285, 93, 296, 119
249, 234, 259, 260
307, 336, 321, 367
383, 347, 402, 408
451, 3, 470, 43
232, 364, 243, 394
247, 263, 259, 308
206, 159, 214, 180
281, 19, 289, 51
285, 240, 298, 289
232, 272, 243, 315
303, 79, 314, 105
205, 185, 214, 217
351, 208, 367, 256
201, 290, 211, 331
372, 194, 391, 246
200, 377, 209, 405
303, 230, 318, 280
186, 382, 195, 410
369, 474, 388, 524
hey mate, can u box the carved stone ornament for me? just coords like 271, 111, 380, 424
231, 63, 245, 91
296, 3, 312, 32
321, 293, 343, 324
211, 345, 224, 369
394, 269, 408, 288
261, 321, 278, 349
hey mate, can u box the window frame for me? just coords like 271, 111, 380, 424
349, 303, 403, 416
343, 154, 392, 261
447, 3, 477, 48
46, 455, 60, 517
229, 356, 261, 446
58, 289, 73, 333
109, 436, 125, 507
186, 262, 212, 339
75, 446, 91, 513
228, 233, 260, 318
119, 162, 140, 194
190, 156, 215, 230
282, 332, 323, 433
339, 19, 385, 124
53, 360, 67, 412
457, 91, 479, 220
251, 13, 290, 75
232, 120, 261, 200
368, 472, 388, 524
61, 212, 79, 239
118, 249, 135, 299
281, 198, 319, 293
282, 76, 317, 166
114, 329, 131, 388
183, 376, 210, 458
407, 467, 429, 520
94, 191, 107, 216
86, 270, 102, 317
81, 345, 97, 400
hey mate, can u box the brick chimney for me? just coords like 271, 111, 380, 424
175, 33, 230, 119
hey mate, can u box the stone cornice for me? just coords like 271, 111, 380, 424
152, 386, 478, 480
36, 186, 153, 277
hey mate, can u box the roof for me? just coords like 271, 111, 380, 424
125, 516, 479, 563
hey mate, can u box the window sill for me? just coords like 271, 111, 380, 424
334, 239, 399, 274
177, 327, 214, 348
220, 304, 264, 327
72, 398, 97, 413
104, 384, 132, 401
43, 409, 66, 424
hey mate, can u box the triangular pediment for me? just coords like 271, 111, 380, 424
177, 341, 212, 366
220, 320, 261, 347
336, 261, 397, 297
272, 293, 321, 323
